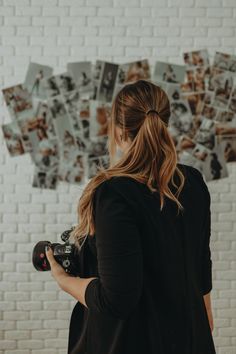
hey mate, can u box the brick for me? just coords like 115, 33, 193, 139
207, 8, 233, 17
42, 7, 69, 16
0, 341, 16, 350
0, 7, 14, 16
30, 311, 56, 320
15, 6, 41, 16
32, 17, 58, 26
17, 320, 42, 330
4, 311, 29, 321
180, 8, 206, 17
31, 329, 57, 339
18, 340, 44, 349
31, 292, 57, 301
196, 0, 222, 6
5, 330, 30, 340
5, 292, 30, 301
5, 16, 31, 25
17, 302, 42, 311
43, 319, 68, 329
0, 302, 15, 311
43, 301, 69, 310
44, 338, 68, 348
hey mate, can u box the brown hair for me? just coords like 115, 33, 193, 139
70, 79, 185, 248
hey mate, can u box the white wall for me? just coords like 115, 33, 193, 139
0, 0, 236, 353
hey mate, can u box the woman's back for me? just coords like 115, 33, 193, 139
68, 163, 216, 354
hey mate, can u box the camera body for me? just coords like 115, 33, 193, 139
32, 227, 81, 276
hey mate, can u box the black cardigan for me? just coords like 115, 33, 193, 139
68, 163, 216, 354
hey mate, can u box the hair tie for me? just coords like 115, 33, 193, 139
146, 109, 159, 116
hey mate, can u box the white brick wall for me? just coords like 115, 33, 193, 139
0, 0, 236, 353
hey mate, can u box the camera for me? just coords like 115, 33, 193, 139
32, 227, 81, 276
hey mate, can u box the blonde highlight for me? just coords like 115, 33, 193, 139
70, 79, 185, 249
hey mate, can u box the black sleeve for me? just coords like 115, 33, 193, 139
185, 165, 213, 295
201, 184, 213, 295
84, 180, 143, 319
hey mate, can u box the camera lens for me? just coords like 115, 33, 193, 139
32, 241, 51, 271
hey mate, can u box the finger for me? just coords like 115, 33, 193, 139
45, 246, 57, 266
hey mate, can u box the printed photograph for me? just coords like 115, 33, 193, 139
47, 95, 67, 119
75, 133, 90, 153
88, 136, 108, 158
193, 117, 216, 150
203, 91, 215, 105
54, 72, 77, 95
32, 166, 58, 190
79, 119, 90, 140
208, 67, 229, 92
216, 134, 236, 162
181, 67, 208, 94
48, 97, 74, 142
78, 99, 90, 119
64, 90, 80, 114
30, 137, 60, 172
166, 84, 182, 101
88, 154, 109, 179
201, 104, 218, 121
153, 62, 186, 84
201, 142, 229, 181
213, 52, 236, 73
58, 147, 86, 185
183, 49, 210, 68
169, 100, 194, 138
24, 62, 53, 99
41, 76, 60, 97
176, 135, 196, 156
96, 62, 119, 103
93, 60, 103, 81
178, 150, 204, 174
35, 101, 57, 139
16, 101, 57, 154
2, 84, 34, 120
67, 61, 93, 97
67, 111, 84, 137
215, 110, 236, 124
212, 72, 234, 109
185, 93, 205, 116
191, 143, 211, 175
89, 100, 111, 138
2, 121, 26, 156
150, 79, 168, 91
229, 87, 236, 114
18, 111, 56, 156
117, 59, 151, 86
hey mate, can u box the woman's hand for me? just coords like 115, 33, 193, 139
45, 245, 98, 307
203, 292, 214, 333
45, 245, 69, 290
206, 307, 214, 333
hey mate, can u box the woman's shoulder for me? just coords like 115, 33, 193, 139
177, 162, 203, 178
95, 175, 141, 193
177, 163, 210, 201
93, 176, 142, 217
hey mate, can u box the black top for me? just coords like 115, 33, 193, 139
68, 163, 216, 354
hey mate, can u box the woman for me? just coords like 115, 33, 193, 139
46, 79, 216, 354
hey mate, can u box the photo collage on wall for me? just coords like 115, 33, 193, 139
1, 52, 236, 188
152, 50, 236, 181
1, 59, 151, 189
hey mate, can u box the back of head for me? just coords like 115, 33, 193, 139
71, 79, 185, 247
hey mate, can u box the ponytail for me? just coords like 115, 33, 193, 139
70, 80, 185, 248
